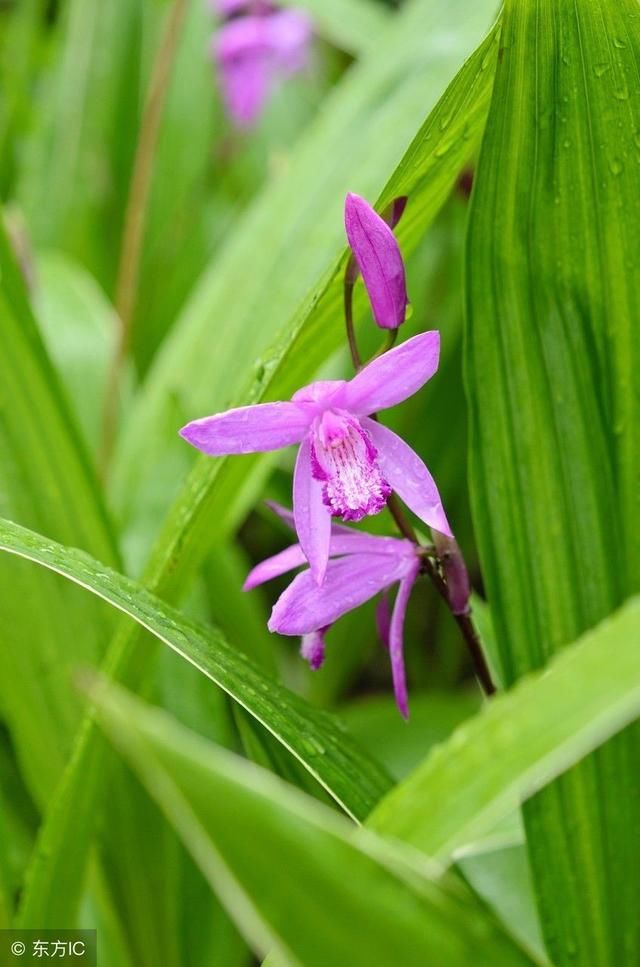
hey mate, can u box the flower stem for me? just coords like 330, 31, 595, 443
343, 255, 362, 371
387, 492, 418, 543
420, 555, 496, 696
99, 0, 189, 476
371, 328, 398, 360
339, 255, 494, 694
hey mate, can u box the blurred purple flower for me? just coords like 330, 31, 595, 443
344, 192, 409, 329
180, 331, 451, 583
210, 0, 273, 17
213, 9, 312, 129
244, 504, 421, 717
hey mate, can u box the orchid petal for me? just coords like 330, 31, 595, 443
218, 55, 271, 129
376, 592, 391, 649
265, 501, 414, 555
243, 543, 306, 590
293, 437, 331, 584
214, 17, 273, 129
269, 552, 409, 635
291, 379, 346, 406
342, 331, 440, 416
180, 401, 312, 455
363, 418, 452, 537
344, 192, 408, 330
300, 626, 329, 671
266, 9, 313, 74
244, 531, 407, 593
389, 560, 419, 719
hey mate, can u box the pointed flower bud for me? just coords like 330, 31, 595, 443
344, 192, 409, 330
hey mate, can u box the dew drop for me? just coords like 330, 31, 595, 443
609, 157, 624, 175
299, 733, 326, 756
593, 63, 610, 77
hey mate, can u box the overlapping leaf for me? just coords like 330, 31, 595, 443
90, 681, 540, 967
465, 1, 640, 961
368, 598, 640, 859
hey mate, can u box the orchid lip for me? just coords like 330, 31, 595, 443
310, 410, 391, 522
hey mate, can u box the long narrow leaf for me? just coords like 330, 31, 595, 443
0, 220, 119, 806
368, 598, 640, 859
89, 681, 540, 967
0, 516, 391, 822
464, 1, 640, 961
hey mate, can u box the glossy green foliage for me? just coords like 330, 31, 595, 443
465, 1, 640, 961
0, 224, 118, 805
90, 680, 540, 967
0, 515, 391, 821
369, 598, 640, 858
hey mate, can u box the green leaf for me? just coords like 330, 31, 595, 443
0, 515, 391, 822
89, 681, 540, 967
34, 251, 121, 456
0, 0, 45, 195
465, 0, 640, 962
279, 0, 390, 55
95, 656, 250, 967
368, 598, 640, 859
16, 0, 142, 288
340, 690, 480, 781
0, 218, 119, 805
458, 846, 547, 964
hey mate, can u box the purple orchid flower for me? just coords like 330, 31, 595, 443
244, 504, 421, 717
213, 9, 312, 129
180, 330, 451, 584
344, 192, 409, 330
